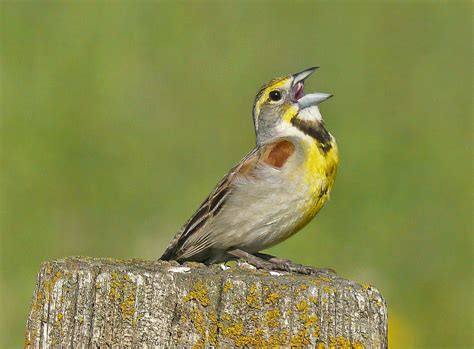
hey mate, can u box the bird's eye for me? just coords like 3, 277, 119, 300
269, 90, 282, 101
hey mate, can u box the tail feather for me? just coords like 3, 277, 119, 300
159, 243, 178, 261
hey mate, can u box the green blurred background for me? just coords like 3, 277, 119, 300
0, 1, 471, 347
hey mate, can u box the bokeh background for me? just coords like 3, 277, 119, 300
1, 1, 472, 347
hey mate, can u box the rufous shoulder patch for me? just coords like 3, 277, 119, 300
263, 140, 295, 168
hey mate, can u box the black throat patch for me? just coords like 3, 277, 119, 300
291, 117, 333, 153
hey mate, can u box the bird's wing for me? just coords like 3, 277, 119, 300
159, 139, 295, 262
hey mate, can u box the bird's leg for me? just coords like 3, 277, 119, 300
254, 252, 336, 275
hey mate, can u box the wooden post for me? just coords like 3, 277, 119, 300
25, 257, 387, 348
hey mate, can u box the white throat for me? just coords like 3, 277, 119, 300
298, 105, 323, 122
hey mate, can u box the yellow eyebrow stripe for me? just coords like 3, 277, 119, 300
254, 77, 289, 120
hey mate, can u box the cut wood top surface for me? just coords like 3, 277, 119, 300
25, 257, 388, 348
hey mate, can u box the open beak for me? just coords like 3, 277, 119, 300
292, 67, 333, 109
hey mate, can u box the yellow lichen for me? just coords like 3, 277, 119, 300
190, 308, 206, 349
291, 297, 321, 344
222, 322, 244, 338
108, 271, 137, 321
290, 328, 311, 347
313, 320, 321, 337
304, 315, 317, 328
192, 340, 204, 349
220, 321, 273, 347
265, 309, 281, 328
223, 281, 233, 293
208, 311, 218, 346
321, 338, 365, 348
296, 299, 309, 313
265, 292, 281, 305
108, 272, 121, 302
183, 280, 210, 307
328, 336, 364, 349
120, 292, 136, 320
43, 270, 62, 303
309, 295, 319, 305
268, 330, 289, 346
323, 286, 333, 294
299, 283, 309, 291
246, 284, 261, 309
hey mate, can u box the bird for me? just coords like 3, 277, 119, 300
160, 67, 339, 274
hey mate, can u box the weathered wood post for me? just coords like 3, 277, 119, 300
25, 257, 387, 348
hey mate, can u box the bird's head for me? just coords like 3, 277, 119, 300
252, 67, 332, 144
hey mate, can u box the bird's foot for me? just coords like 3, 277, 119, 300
260, 255, 335, 276
228, 249, 336, 276
228, 249, 276, 270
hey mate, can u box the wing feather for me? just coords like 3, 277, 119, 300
160, 139, 295, 262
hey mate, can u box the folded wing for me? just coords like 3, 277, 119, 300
160, 139, 295, 262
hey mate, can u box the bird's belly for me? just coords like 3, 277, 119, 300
208, 167, 330, 253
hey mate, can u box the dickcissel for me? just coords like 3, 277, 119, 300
161, 67, 338, 274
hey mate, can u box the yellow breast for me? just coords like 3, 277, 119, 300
296, 136, 339, 229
